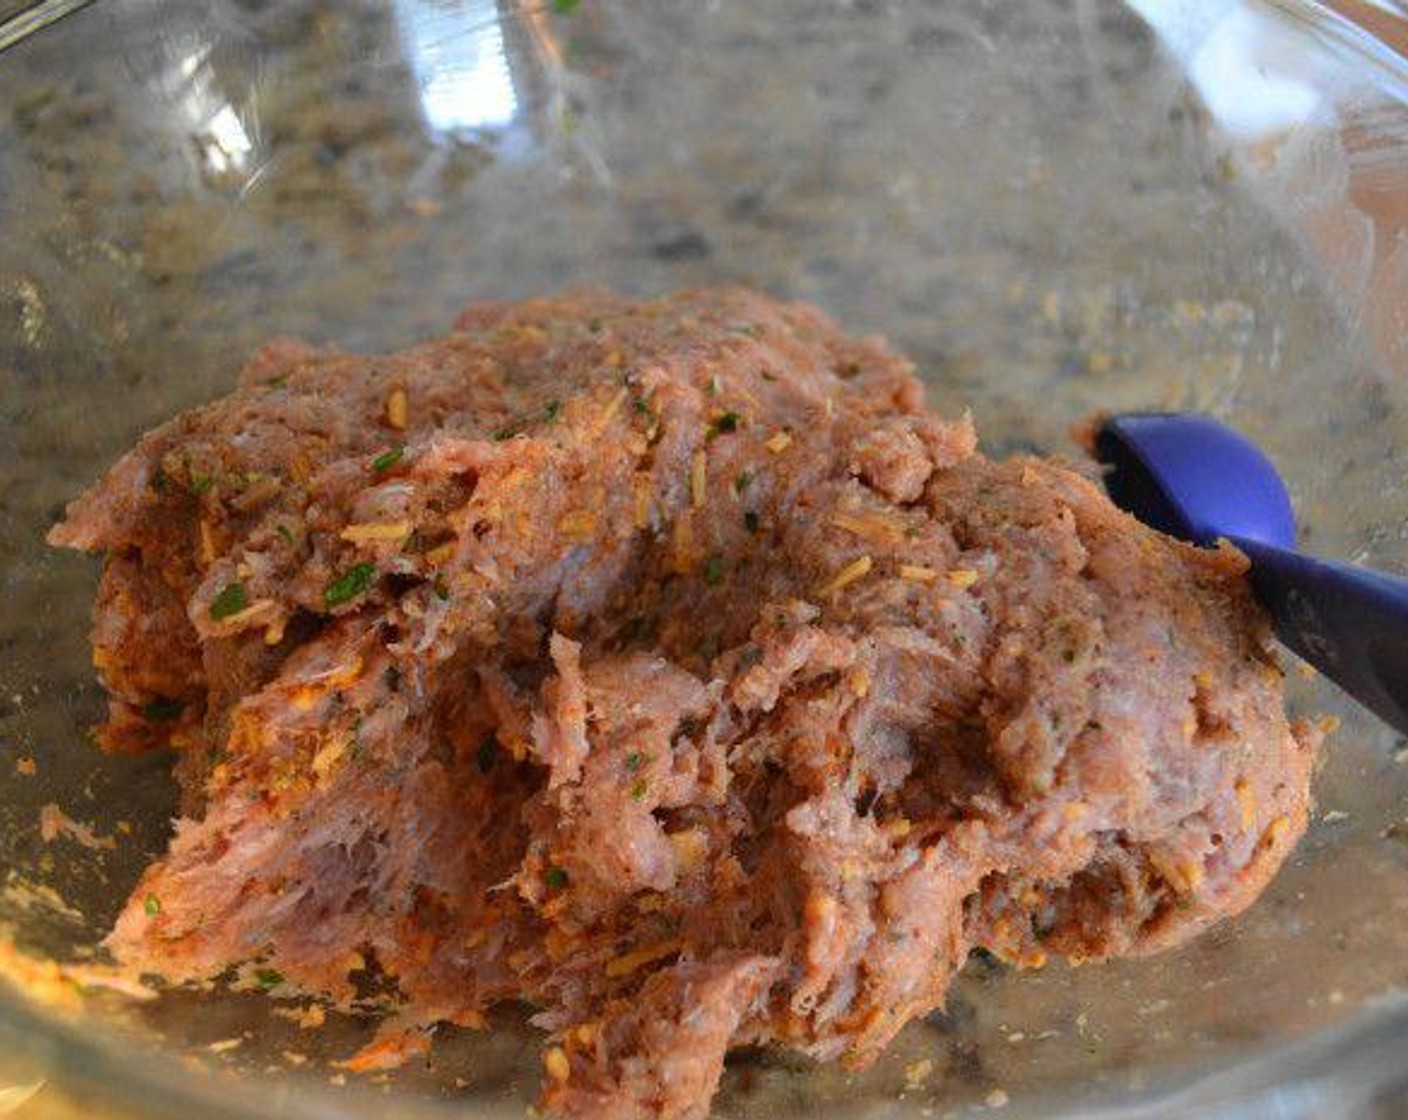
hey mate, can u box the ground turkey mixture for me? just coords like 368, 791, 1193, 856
51, 288, 1316, 1120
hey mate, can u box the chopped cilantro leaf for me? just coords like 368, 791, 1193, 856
476, 736, 497, 773
143, 893, 161, 916
491, 400, 561, 441
210, 583, 248, 620
254, 968, 283, 990
708, 411, 742, 438
371, 445, 405, 472
545, 866, 569, 890
744, 511, 760, 535
324, 563, 377, 608
142, 698, 184, 721
347, 715, 367, 761
703, 555, 725, 586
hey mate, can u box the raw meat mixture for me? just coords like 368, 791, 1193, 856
50, 288, 1315, 1120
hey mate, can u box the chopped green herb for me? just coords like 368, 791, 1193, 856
707, 411, 742, 438
625, 751, 644, 773
904, 524, 922, 539
347, 716, 368, 761
744, 511, 761, 535
545, 866, 569, 890
703, 555, 725, 586
210, 582, 249, 620
141, 698, 184, 722
491, 401, 564, 442
324, 563, 377, 608
254, 968, 283, 990
265, 374, 288, 389
190, 473, 215, 495
632, 396, 652, 415
552, 0, 580, 12
630, 779, 648, 801
371, 445, 405, 472
476, 736, 497, 773
143, 893, 161, 917
152, 466, 170, 494
707, 375, 720, 395
433, 576, 451, 602
733, 469, 753, 494
275, 523, 295, 547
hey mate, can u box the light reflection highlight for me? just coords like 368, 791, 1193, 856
202, 103, 254, 176
393, 0, 519, 137
169, 45, 255, 180
1127, 0, 1329, 137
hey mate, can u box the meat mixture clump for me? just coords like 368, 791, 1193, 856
50, 288, 1316, 1120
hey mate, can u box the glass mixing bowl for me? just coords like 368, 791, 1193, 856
3, 1, 1408, 1117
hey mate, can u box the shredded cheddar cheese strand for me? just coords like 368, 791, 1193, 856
815, 554, 873, 599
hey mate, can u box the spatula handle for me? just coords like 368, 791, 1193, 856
1233, 535, 1408, 735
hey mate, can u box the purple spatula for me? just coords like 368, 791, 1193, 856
1096, 412, 1408, 736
